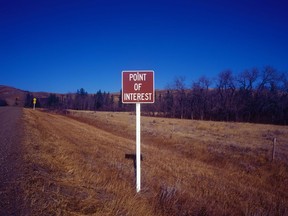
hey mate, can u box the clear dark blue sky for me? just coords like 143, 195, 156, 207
1, 0, 288, 93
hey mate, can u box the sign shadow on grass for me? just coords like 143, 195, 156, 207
125, 153, 143, 177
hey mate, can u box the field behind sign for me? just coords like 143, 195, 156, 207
21, 109, 288, 215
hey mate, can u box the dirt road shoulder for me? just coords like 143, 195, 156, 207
0, 107, 26, 215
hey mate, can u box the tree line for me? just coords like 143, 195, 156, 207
24, 88, 117, 111
146, 66, 287, 125
24, 66, 288, 125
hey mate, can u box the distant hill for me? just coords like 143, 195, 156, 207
0, 85, 55, 107
0, 85, 122, 108
0, 85, 28, 106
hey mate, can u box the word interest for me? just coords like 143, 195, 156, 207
123, 92, 153, 101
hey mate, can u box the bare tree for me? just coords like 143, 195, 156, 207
237, 68, 259, 91
191, 76, 212, 120
258, 66, 280, 92
163, 90, 174, 117
173, 76, 187, 119
216, 70, 236, 121
235, 68, 259, 121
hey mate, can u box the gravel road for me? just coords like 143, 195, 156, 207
0, 107, 25, 215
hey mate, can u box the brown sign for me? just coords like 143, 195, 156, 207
122, 71, 154, 103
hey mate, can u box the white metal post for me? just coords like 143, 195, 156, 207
136, 103, 141, 192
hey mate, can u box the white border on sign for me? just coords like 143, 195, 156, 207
121, 70, 155, 104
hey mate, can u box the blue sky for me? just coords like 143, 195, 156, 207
1, 0, 288, 93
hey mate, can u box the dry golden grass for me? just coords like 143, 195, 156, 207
21, 109, 288, 215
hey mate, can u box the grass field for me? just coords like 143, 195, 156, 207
21, 109, 288, 215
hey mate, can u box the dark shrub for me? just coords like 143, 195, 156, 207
0, 99, 8, 106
